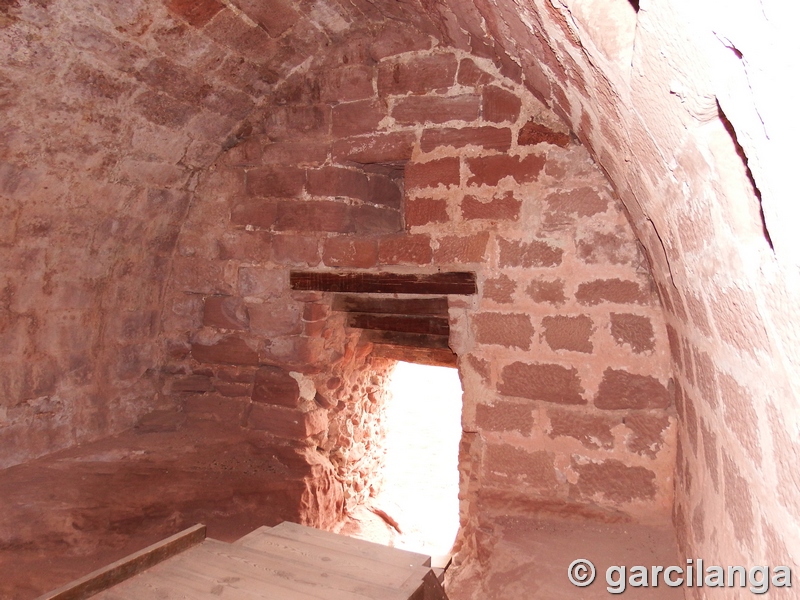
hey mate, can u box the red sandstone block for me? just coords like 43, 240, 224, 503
377, 54, 458, 96
246, 166, 305, 198
482, 85, 521, 123
238, 266, 284, 297
252, 365, 300, 408
217, 230, 271, 262
265, 105, 329, 140
594, 368, 670, 409
433, 232, 489, 263
483, 274, 516, 303
405, 197, 448, 227
484, 444, 558, 490
352, 205, 402, 234
118, 159, 189, 189
332, 132, 415, 163
223, 137, 262, 167
135, 57, 210, 105
420, 126, 511, 153
217, 366, 256, 383
272, 234, 320, 266
625, 413, 670, 458
498, 361, 586, 405
405, 157, 460, 190
543, 188, 610, 227
261, 141, 329, 166
203, 296, 249, 330
191, 335, 259, 365
247, 300, 303, 337
457, 58, 494, 86
548, 408, 617, 450
474, 312, 534, 349
133, 91, 197, 128
575, 279, 647, 305
303, 303, 328, 322
571, 458, 657, 502
461, 192, 521, 221
245, 404, 328, 439
322, 237, 378, 268
230, 0, 299, 37
476, 401, 534, 433
275, 200, 353, 233
378, 234, 433, 265
214, 381, 252, 397
518, 118, 570, 147
392, 95, 481, 125
169, 375, 213, 393
331, 99, 387, 138
320, 64, 375, 103
525, 279, 567, 306
166, 0, 224, 27
230, 198, 277, 229
306, 167, 370, 201
498, 237, 563, 267
610, 313, 655, 353
368, 174, 402, 208
183, 394, 247, 423
541, 315, 594, 353
466, 154, 545, 186
370, 24, 431, 60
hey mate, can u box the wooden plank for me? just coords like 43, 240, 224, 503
290, 272, 477, 295
370, 344, 458, 367
361, 329, 451, 350
225, 528, 418, 588
171, 539, 411, 600
35, 524, 206, 600
264, 522, 431, 569
348, 313, 450, 336
332, 295, 449, 316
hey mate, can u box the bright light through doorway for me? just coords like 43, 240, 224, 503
376, 361, 463, 561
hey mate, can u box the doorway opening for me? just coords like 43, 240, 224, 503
373, 361, 463, 562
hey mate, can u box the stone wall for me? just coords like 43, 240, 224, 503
160, 39, 674, 537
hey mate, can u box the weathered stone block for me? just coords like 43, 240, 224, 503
594, 369, 670, 409
252, 366, 300, 408
499, 362, 586, 405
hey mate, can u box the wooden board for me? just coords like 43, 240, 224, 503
290, 272, 477, 295
36, 524, 206, 600
360, 329, 451, 350
332, 296, 449, 316
260, 522, 431, 569
370, 344, 458, 367
347, 313, 450, 336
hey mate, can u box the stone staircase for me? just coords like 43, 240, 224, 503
38, 521, 449, 600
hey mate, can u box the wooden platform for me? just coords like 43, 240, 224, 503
38, 522, 449, 600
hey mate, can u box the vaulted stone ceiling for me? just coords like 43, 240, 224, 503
2, 0, 799, 586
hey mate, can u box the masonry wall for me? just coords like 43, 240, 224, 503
160, 38, 675, 545
3, 0, 798, 590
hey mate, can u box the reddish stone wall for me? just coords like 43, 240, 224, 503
160, 39, 674, 537
6, 0, 796, 584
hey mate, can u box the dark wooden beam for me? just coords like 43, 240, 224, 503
360, 329, 451, 349
35, 524, 206, 600
348, 313, 450, 336
332, 295, 449, 316
371, 344, 458, 367
290, 271, 477, 295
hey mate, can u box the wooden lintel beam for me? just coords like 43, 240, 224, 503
290, 271, 477, 295
332, 295, 449, 316
370, 344, 458, 367
348, 313, 450, 336
360, 329, 451, 350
